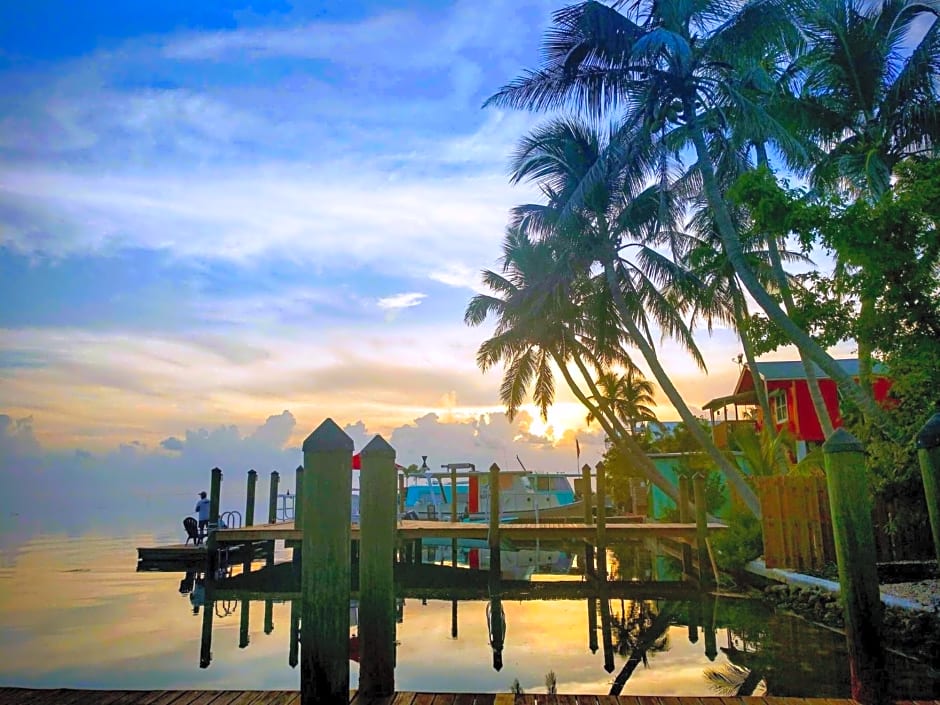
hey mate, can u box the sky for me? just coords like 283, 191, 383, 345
0, 0, 857, 509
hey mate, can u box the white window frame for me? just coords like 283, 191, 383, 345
770, 391, 789, 424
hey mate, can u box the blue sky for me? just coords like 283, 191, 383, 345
0, 0, 829, 477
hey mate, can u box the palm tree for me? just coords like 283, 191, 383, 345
506, 117, 762, 517
795, 0, 940, 388
465, 227, 681, 503
586, 368, 659, 436
485, 0, 886, 427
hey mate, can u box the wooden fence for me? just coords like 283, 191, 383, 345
756, 474, 935, 570
756, 474, 836, 571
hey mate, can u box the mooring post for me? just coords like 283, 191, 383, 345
581, 463, 595, 578
239, 598, 250, 649
199, 579, 214, 669
358, 435, 397, 698
398, 472, 406, 516
678, 475, 694, 578
488, 587, 505, 672
693, 473, 711, 586
450, 463, 459, 572
599, 586, 614, 673
823, 428, 887, 705
915, 409, 940, 568
293, 465, 304, 567
207, 467, 223, 570
300, 419, 353, 705
245, 469, 257, 526
266, 470, 280, 567
595, 461, 608, 582
264, 599, 274, 635
451, 599, 458, 639
703, 592, 717, 661
488, 463, 502, 579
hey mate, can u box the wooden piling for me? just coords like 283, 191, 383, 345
599, 588, 614, 673
581, 463, 595, 578
268, 471, 280, 524
207, 467, 223, 569
289, 599, 299, 669
300, 419, 353, 705
595, 461, 608, 582
199, 578, 214, 669
293, 465, 304, 567
264, 599, 274, 635
693, 474, 711, 586
587, 596, 598, 653
487, 589, 505, 672
488, 463, 501, 579
358, 435, 397, 698
678, 475, 693, 578
245, 469, 257, 526
823, 428, 886, 705
398, 472, 406, 516
915, 409, 940, 567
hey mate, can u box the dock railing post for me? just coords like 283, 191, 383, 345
915, 408, 940, 568
823, 429, 886, 705
595, 461, 608, 582
293, 465, 303, 567
678, 475, 694, 578
359, 435, 397, 698
693, 473, 711, 586
581, 463, 595, 578
300, 419, 353, 705
488, 463, 501, 579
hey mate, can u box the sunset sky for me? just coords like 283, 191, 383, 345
0, 0, 854, 477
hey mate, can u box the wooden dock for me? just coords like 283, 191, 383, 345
215, 520, 726, 544
3, 690, 935, 705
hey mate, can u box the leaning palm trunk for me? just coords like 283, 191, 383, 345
602, 262, 762, 518
755, 145, 835, 438
683, 103, 883, 429
730, 280, 772, 424
553, 351, 681, 506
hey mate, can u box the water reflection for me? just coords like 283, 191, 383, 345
1, 533, 938, 697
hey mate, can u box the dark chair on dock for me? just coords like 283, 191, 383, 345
184, 516, 202, 546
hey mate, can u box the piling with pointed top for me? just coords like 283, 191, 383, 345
358, 435, 398, 698
823, 428, 886, 705
300, 419, 353, 705
488, 463, 501, 579
915, 409, 940, 567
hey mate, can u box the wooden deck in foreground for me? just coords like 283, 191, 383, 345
3, 690, 936, 705
216, 520, 726, 543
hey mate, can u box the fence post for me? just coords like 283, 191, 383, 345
359, 435, 397, 698
915, 409, 940, 568
693, 473, 711, 586
678, 475, 693, 577
488, 463, 501, 579
300, 419, 353, 705
595, 461, 607, 582
823, 428, 886, 705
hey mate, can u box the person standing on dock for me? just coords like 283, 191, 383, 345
195, 491, 210, 536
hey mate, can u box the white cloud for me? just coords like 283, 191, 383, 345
377, 292, 427, 310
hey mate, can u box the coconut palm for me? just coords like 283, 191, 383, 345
485, 0, 885, 426
507, 117, 763, 517
465, 227, 681, 503
586, 368, 659, 436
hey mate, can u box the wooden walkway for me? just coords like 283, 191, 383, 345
216, 520, 726, 544
3, 691, 936, 705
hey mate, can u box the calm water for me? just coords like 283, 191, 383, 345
1, 526, 937, 697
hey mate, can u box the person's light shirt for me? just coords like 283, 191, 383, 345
195, 498, 210, 521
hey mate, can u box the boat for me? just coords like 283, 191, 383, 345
399, 463, 587, 523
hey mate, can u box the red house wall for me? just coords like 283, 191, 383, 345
766, 379, 842, 442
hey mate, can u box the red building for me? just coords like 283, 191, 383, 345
704, 359, 890, 458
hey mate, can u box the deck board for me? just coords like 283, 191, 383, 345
2, 691, 937, 705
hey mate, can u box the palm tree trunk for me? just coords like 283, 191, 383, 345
755, 143, 835, 438
857, 294, 875, 393
552, 350, 681, 506
730, 281, 772, 424
684, 102, 884, 429
602, 261, 762, 519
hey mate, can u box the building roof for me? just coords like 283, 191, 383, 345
751, 358, 886, 382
